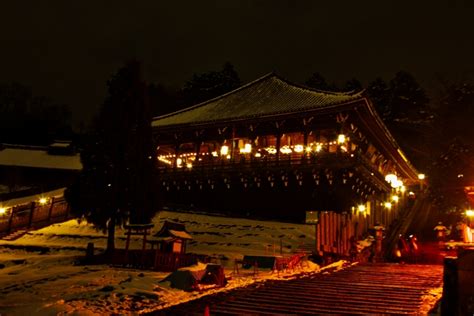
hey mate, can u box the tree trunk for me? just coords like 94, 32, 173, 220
106, 216, 116, 253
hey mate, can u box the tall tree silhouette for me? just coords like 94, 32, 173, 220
343, 78, 363, 92
65, 61, 158, 252
388, 71, 429, 121
0, 82, 72, 145
180, 62, 241, 106
367, 77, 391, 119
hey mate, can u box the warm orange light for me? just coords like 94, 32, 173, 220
337, 134, 346, 144
0, 207, 6, 215
39, 198, 48, 205
418, 173, 425, 180
391, 195, 399, 203
384, 202, 392, 209
294, 145, 304, 153
466, 210, 474, 217
357, 204, 366, 212
220, 145, 229, 156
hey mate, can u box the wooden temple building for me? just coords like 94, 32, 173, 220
152, 73, 421, 255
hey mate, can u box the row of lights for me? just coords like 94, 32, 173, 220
158, 135, 351, 166
0, 197, 49, 216
356, 194, 402, 213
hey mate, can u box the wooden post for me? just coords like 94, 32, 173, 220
316, 219, 321, 254
125, 227, 132, 252
173, 143, 180, 169
28, 202, 36, 228
441, 257, 458, 316
47, 197, 55, 222
142, 228, 148, 251
7, 206, 15, 233
195, 140, 201, 166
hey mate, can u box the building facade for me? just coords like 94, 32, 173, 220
151, 74, 419, 230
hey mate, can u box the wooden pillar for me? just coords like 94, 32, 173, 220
275, 132, 281, 163
125, 228, 132, 252
303, 130, 309, 161
195, 141, 201, 165
142, 229, 148, 251
173, 143, 180, 169
316, 213, 321, 254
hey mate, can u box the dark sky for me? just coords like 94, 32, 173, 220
1, 1, 474, 126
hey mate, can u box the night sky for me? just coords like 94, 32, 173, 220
1, 1, 473, 126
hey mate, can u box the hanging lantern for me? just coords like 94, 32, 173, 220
220, 145, 229, 156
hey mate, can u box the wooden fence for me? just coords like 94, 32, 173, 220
312, 206, 399, 257
0, 197, 70, 235
110, 249, 209, 271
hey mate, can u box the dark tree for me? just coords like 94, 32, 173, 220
436, 83, 474, 145
149, 83, 180, 117
0, 82, 72, 145
388, 71, 430, 121
180, 62, 241, 106
367, 77, 391, 119
65, 61, 158, 252
305, 72, 329, 90
343, 78, 363, 92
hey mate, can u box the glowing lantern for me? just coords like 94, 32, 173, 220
315, 144, 322, 152
176, 158, 183, 168
0, 207, 6, 215
337, 134, 346, 144
385, 174, 397, 184
39, 197, 48, 205
466, 210, 474, 217
280, 146, 292, 154
220, 145, 229, 156
391, 195, 399, 203
186, 163, 193, 169
240, 143, 252, 154
357, 204, 366, 212
384, 202, 392, 209
418, 173, 425, 180
294, 145, 304, 153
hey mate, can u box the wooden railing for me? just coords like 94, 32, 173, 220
111, 249, 209, 271
0, 197, 69, 235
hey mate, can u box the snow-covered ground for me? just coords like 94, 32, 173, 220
0, 210, 342, 315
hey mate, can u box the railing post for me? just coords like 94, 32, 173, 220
7, 206, 15, 233
28, 202, 36, 228
47, 197, 55, 222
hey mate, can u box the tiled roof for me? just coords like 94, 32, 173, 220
152, 73, 363, 128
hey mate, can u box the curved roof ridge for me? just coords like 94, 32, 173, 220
271, 73, 362, 97
152, 72, 276, 121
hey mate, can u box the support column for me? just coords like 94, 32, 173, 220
303, 130, 309, 161
276, 132, 281, 163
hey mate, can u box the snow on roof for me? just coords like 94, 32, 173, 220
0, 147, 82, 170
168, 229, 192, 240
153, 221, 193, 240
0, 187, 65, 208
152, 73, 363, 128
49, 142, 71, 148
